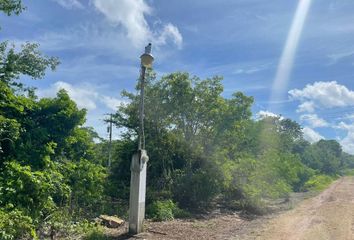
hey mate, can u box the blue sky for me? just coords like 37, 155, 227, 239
2, 0, 354, 153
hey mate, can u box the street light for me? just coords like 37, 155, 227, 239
129, 43, 154, 235
138, 43, 154, 151
140, 43, 154, 68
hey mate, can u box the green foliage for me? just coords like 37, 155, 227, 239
0, 0, 24, 16
0, 3, 353, 230
112, 72, 253, 210
0, 10, 107, 233
62, 159, 107, 217
0, 1, 352, 235
0, 161, 70, 218
109, 70, 354, 217
146, 200, 190, 221
173, 168, 222, 210
341, 168, 354, 176
37, 211, 106, 240
0, 41, 59, 86
302, 175, 335, 192
0, 208, 37, 240
301, 140, 342, 175
220, 153, 293, 213
147, 200, 176, 221
78, 221, 107, 240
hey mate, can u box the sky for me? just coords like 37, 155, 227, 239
1, 0, 354, 153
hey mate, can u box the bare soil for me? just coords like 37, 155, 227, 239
106, 177, 354, 240
245, 176, 354, 240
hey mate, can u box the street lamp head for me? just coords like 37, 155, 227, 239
140, 43, 154, 68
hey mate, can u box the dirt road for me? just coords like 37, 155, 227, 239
109, 177, 354, 239
245, 177, 354, 240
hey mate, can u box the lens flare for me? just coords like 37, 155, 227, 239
269, 0, 312, 111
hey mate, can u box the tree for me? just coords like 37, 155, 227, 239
0, 41, 59, 87
0, 3, 107, 238
301, 140, 343, 175
112, 72, 256, 209
0, 0, 24, 16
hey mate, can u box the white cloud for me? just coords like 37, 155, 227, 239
335, 121, 352, 131
101, 96, 126, 111
335, 122, 354, 154
233, 63, 272, 75
256, 110, 283, 120
37, 81, 123, 111
30, 1, 182, 57
207, 60, 273, 76
300, 114, 328, 128
92, 0, 151, 46
38, 81, 98, 110
30, 23, 143, 62
52, 0, 83, 9
155, 23, 183, 49
38, 81, 126, 140
340, 113, 354, 121
289, 81, 354, 112
327, 50, 354, 64
297, 101, 315, 113
302, 126, 325, 143
92, 0, 183, 48
289, 81, 354, 153
340, 135, 354, 155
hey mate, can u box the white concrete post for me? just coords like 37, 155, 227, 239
129, 43, 153, 235
129, 150, 149, 234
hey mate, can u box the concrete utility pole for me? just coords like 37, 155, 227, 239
129, 43, 154, 235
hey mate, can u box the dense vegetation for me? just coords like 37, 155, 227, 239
1, 1, 354, 239
107, 71, 354, 215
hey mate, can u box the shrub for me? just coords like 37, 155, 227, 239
222, 154, 295, 214
80, 221, 107, 240
172, 168, 221, 210
173, 207, 191, 219
61, 159, 107, 217
0, 161, 70, 219
0, 208, 37, 240
146, 199, 190, 221
341, 168, 354, 176
146, 200, 176, 221
302, 175, 334, 191
37, 209, 73, 239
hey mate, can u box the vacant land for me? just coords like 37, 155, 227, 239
110, 177, 354, 240
245, 176, 354, 240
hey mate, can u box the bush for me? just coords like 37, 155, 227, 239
172, 168, 221, 210
146, 200, 190, 221
80, 221, 107, 240
341, 168, 354, 176
173, 206, 191, 219
146, 200, 176, 221
302, 175, 334, 191
62, 159, 107, 217
0, 208, 37, 240
222, 154, 294, 214
37, 209, 73, 238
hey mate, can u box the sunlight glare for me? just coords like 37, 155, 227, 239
270, 0, 312, 110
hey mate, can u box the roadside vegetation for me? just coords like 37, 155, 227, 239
1, 1, 354, 239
